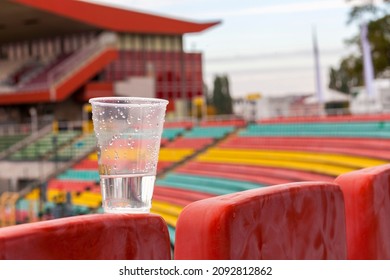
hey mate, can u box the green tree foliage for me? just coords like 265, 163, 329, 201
329, 1, 390, 94
347, 0, 390, 24
211, 75, 233, 115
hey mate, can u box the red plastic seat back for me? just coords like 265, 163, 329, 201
0, 214, 171, 260
174, 182, 347, 260
335, 164, 390, 259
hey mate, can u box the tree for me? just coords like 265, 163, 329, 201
329, 1, 390, 94
346, 0, 390, 24
211, 75, 233, 115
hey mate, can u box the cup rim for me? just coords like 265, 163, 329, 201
89, 97, 169, 107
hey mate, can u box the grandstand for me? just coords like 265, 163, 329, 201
1, 0, 390, 261
0, 0, 219, 121
1, 114, 390, 259
2, 114, 390, 250
0, 0, 218, 220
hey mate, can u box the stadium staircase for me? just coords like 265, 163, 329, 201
0, 32, 118, 105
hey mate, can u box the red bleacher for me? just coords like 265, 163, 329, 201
177, 162, 335, 184
1, 164, 390, 259
174, 181, 347, 259
199, 119, 246, 127
154, 187, 213, 207
48, 179, 99, 193
221, 136, 390, 160
73, 159, 98, 170
335, 164, 390, 260
163, 121, 193, 129
0, 214, 171, 260
164, 137, 214, 149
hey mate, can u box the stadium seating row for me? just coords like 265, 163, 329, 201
4, 119, 389, 255
242, 122, 390, 138
162, 127, 186, 141
10, 118, 389, 246
9, 130, 80, 160
2, 120, 239, 162
196, 148, 386, 176
259, 114, 390, 124
0, 163, 389, 260
175, 162, 335, 185
220, 136, 390, 160
0, 134, 27, 152
51, 133, 96, 161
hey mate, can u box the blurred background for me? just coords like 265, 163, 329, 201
0, 0, 389, 250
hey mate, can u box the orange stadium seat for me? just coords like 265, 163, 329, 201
174, 181, 347, 260
335, 164, 390, 260
0, 214, 171, 260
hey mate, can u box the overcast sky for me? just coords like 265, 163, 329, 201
85, 0, 378, 97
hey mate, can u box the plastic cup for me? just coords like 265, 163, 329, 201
89, 97, 168, 213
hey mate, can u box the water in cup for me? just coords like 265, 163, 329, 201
90, 97, 168, 213
100, 174, 155, 213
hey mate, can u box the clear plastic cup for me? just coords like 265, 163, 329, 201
89, 97, 168, 213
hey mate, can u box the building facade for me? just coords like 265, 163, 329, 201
0, 0, 219, 123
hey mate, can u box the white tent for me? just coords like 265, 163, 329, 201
304, 89, 350, 104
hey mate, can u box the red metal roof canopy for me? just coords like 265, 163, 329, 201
13, 0, 220, 35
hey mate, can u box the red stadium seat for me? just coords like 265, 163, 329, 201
174, 182, 347, 260
0, 214, 171, 260
335, 164, 390, 260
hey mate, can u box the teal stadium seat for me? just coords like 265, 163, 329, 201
156, 173, 264, 195
162, 128, 186, 141
241, 122, 390, 138
57, 170, 99, 181
183, 126, 235, 139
